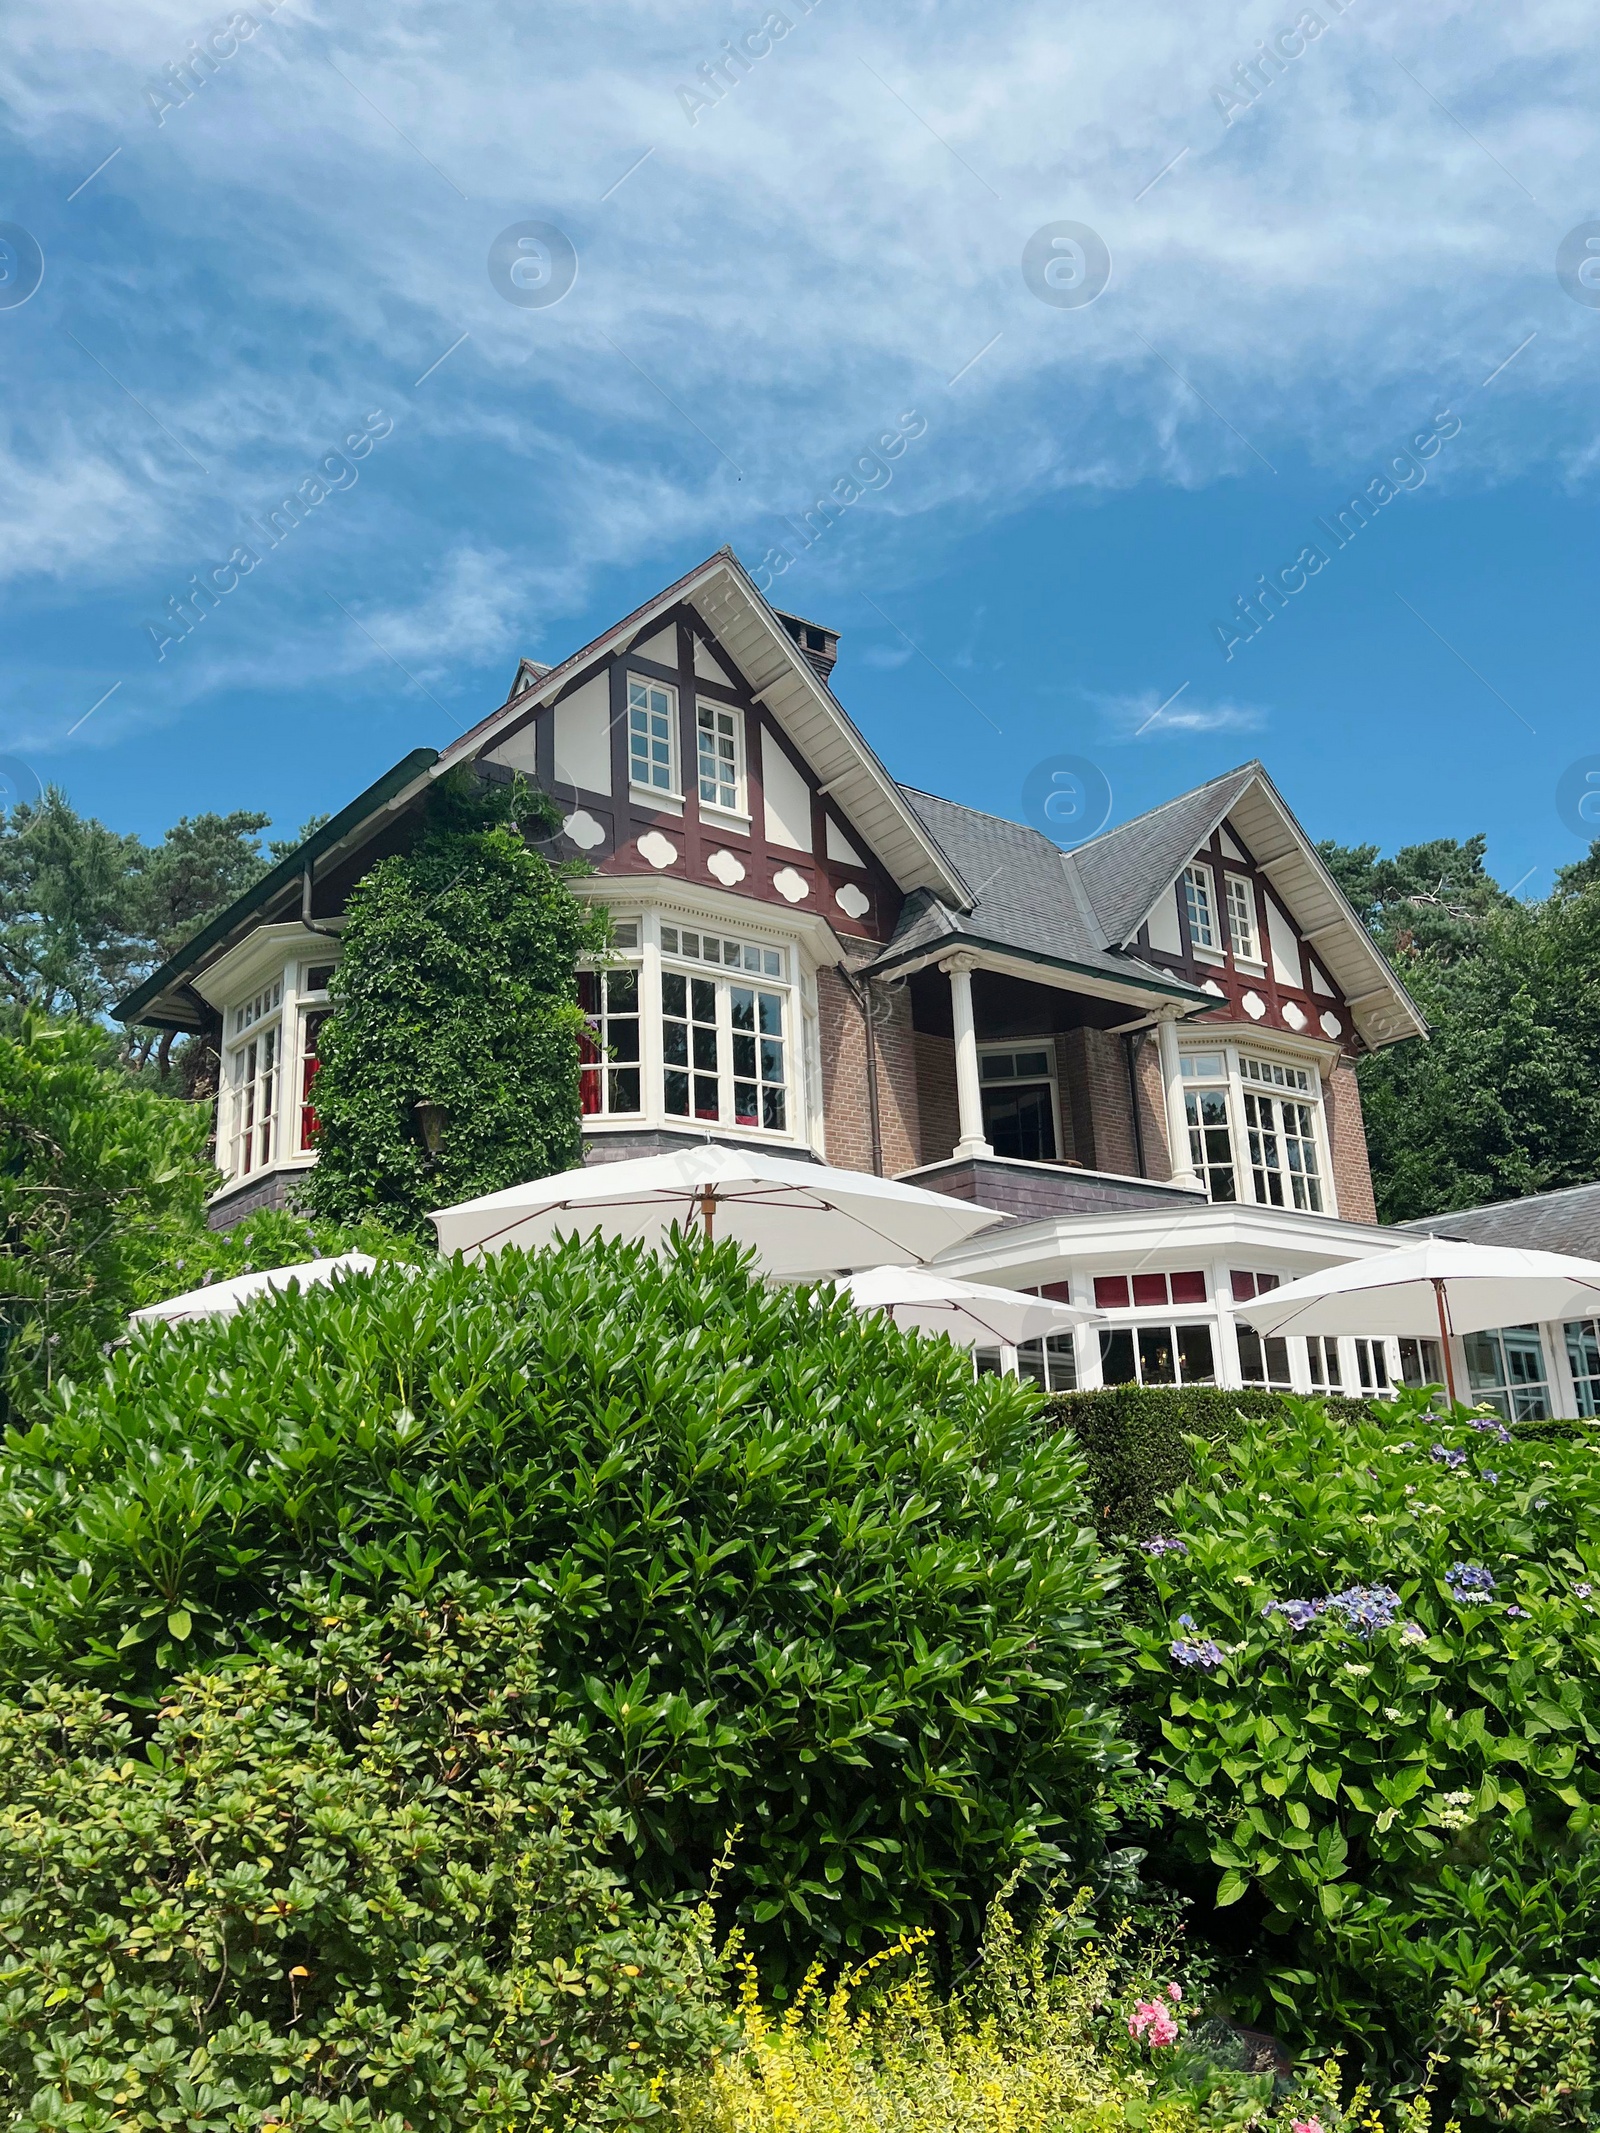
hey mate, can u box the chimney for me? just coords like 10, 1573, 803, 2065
776, 610, 839, 683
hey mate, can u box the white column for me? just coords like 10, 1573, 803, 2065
1155, 1013, 1201, 1189
640, 911, 665, 1131
942, 957, 992, 1158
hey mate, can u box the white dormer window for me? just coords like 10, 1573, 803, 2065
1225, 874, 1259, 962
628, 676, 678, 795
696, 701, 745, 814
1182, 864, 1217, 952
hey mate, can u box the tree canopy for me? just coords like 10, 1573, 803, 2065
1321, 833, 1600, 1222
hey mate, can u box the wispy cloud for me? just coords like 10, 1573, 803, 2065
1092, 688, 1269, 738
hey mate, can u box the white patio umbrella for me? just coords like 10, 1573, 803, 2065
836, 1264, 1097, 1352
429, 1145, 1005, 1278
130, 1252, 379, 1325
1233, 1237, 1600, 1404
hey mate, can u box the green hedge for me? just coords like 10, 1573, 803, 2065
1043, 1385, 1372, 1542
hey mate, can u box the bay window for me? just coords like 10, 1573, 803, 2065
1462, 1325, 1551, 1421
580, 917, 797, 1141
1180, 1045, 1329, 1214
224, 978, 282, 1178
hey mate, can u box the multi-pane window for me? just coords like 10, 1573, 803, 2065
578, 968, 642, 1116
1237, 1327, 1294, 1388
1100, 1322, 1216, 1387
980, 1047, 1058, 1161
1241, 1057, 1323, 1212
299, 1008, 329, 1151
696, 701, 743, 812
1183, 864, 1217, 951
1398, 1336, 1444, 1389
1225, 875, 1259, 961
1353, 1338, 1391, 1393
1566, 1320, 1600, 1417
1306, 1335, 1343, 1392
660, 925, 782, 978
227, 1021, 279, 1178
1017, 1333, 1079, 1390
662, 965, 788, 1132
628, 676, 677, 794
232, 977, 281, 1037
1093, 1270, 1207, 1308
1181, 1052, 1236, 1201
1462, 1325, 1551, 1422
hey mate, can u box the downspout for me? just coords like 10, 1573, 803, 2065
836, 965, 884, 1177
1122, 1030, 1147, 1179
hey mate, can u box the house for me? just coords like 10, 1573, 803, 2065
1401, 1184, 1600, 1421
115, 546, 1438, 1399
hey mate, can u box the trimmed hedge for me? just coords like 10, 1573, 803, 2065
1043, 1386, 1372, 1542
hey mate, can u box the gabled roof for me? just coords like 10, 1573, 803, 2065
1073, 764, 1259, 949
1400, 1180, 1600, 1257
113, 748, 439, 1028
1070, 760, 1426, 1051
442, 548, 971, 907
874, 789, 1209, 1006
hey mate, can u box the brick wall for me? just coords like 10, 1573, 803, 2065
816, 966, 921, 1177
913, 1028, 960, 1169
1133, 1034, 1174, 1181
1061, 1026, 1151, 1177
1325, 1054, 1377, 1223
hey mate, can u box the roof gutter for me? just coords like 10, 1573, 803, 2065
113, 745, 439, 1027
865, 929, 1214, 1010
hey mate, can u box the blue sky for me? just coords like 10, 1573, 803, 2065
2, 0, 1597, 890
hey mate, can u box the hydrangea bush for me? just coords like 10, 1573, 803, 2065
1124, 1389, 1600, 2113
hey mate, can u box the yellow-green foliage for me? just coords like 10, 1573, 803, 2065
673, 1892, 1450, 2133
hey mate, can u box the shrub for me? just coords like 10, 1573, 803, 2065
0, 1584, 730, 2131
0, 1237, 1127, 1973
303, 771, 604, 1237
1121, 1387, 1600, 2105
674, 1886, 1360, 2133
0, 1015, 215, 1417
1046, 1387, 1372, 1545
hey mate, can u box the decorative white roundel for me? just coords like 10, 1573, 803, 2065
562, 809, 605, 851
1281, 1000, 1308, 1032
706, 848, 746, 886
834, 882, 870, 919
1241, 990, 1267, 1022
1320, 1010, 1343, 1039
772, 866, 810, 904
1201, 978, 1226, 998
637, 830, 679, 870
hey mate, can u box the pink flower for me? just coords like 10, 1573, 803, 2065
1128, 1999, 1179, 2047
1147, 2012, 1179, 2047
1166, 1982, 1182, 2002
1291, 2121, 1324, 2133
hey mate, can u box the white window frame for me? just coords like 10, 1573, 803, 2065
695, 699, 747, 819
1182, 863, 1221, 958
222, 977, 283, 1181
977, 1042, 1063, 1162
1461, 1324, 1553, 1422
1224, 874, 1262, 965
578, 929, 645, 1120
628, 674, 680, 799
1179, 1042, 1335, 1216
296, 962, 335, 1154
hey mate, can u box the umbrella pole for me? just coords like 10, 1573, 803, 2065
1432, 1277, 1459, 1407
699, 1186, 717, 1242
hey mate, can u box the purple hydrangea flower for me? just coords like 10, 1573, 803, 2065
1142, 1535, 1189, 1557
1324, 1584, 1402, 1638
1264, 1598, 1321, 1631
1467, 1418, 1513, 1445
1400, 1620, 1428, 1644
1505, 1605, 1530, 1619
1578, 1582, 1593, 1600
1171, 1637, 1226, 1670
1446, 1563, 1497, 1600
1483, 1470, 1500, 1485
1431, 1445, 1469, 1469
